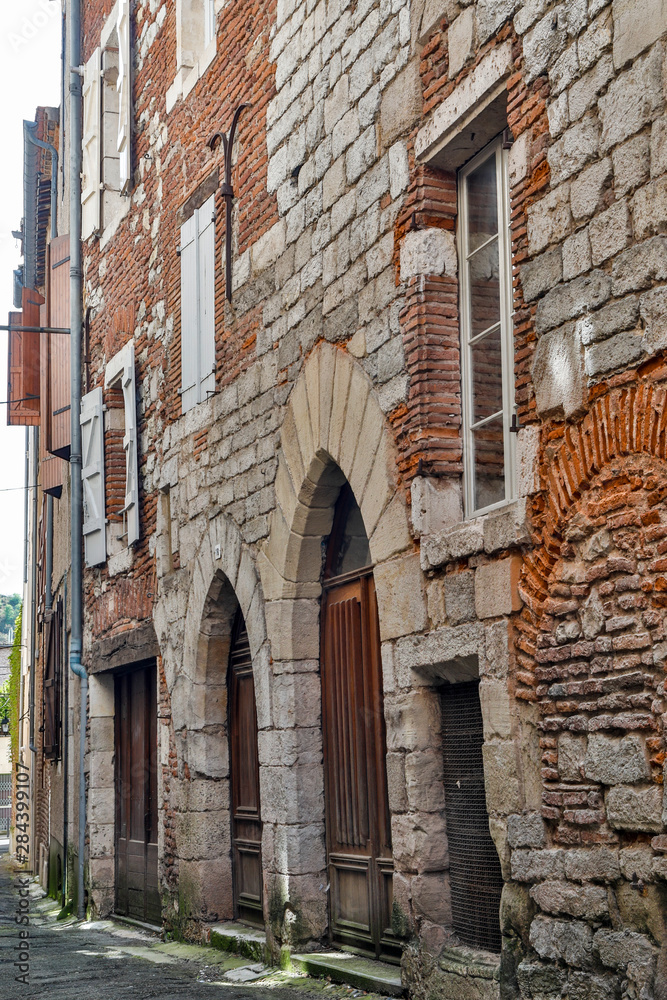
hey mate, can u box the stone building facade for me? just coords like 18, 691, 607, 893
15, 0, 667, 997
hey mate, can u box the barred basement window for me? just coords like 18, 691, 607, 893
458, 137, 515, 517
441, 680, 503, 953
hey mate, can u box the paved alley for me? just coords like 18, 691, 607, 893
0, 856, 390, 1000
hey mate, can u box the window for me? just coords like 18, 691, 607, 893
441, 680, 503, 953
105, 339, 139, 548
458, 138, 514, 517
81, 0, 132, 240
167, 0, 218, 111
180, 194, 216, 413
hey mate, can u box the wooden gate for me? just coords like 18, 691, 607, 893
228, 613, 264, 926
321, 565, 398, 962
115, 664, 160, 925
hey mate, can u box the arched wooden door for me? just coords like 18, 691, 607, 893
228, 611, 264, 926
321, 484, 399, 962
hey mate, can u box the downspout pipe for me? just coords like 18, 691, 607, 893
29, 428, 38, 756
69, 0, 87, 922
24, 125, 58, 241
45, 495, 53, 613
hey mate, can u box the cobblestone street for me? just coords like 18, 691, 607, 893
0, 855, 390, 1000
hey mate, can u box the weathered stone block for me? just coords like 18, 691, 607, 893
511, 849, 566, 883
444, 571, 475, 626
606, 784, 663, 832
589, 200, 631, 264
568, 55, 613, 122
523, 9, 568, 82
400, 228, 457, 281
585, 329, 644, 377
422, 521, 484, 569
562, 229, 591, 281
411, 476, 462, 538
564, 847, 620, 883
475, 556, 522, 620
507, 813, 546, 849
411, 873, 452, 923
385, 689, 442, 752
375, 552, 427, 640
516, 961, 567, 1000
613, 132, 650, 196
380, 58, 421, 150
448, 7, 475, 78
595, 928, 655, 981
599, 43, 664, 152
632, 175, 667, 241
484, 498, 531, 554
527, 183, 572, 253
536, 271, 611, 334
558, 733, 587, 781
611, 235, 667, 295
640, 285, 667, 354
584, 734, 650, 785
405, 749, 446, 812
520, 248, 563, 303
612, 0, 667, 68
570, 157, 612, 220
482, 741, 521, 814
532, 325, 586, 420
480, 679, 513, 740
548, 116, 601, 185
529, 880, 609, 919
529, 915, 594, 969
578, 294, 639, 345
391, 811, 449, 873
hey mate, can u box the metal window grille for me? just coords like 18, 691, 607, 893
441, 680, 503, 953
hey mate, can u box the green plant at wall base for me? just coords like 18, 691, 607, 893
8, 608, 21, 764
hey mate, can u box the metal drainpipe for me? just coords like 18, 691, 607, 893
69, 0, 87, 922
24, 128, 58, 241
29, 427, 38, 756
62, 578, 68, 910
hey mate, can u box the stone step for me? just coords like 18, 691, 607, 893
209, 922, 269, 963
290, 950, 404, 996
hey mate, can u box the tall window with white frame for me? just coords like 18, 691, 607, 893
458, 137, 515, 517
204, 0, 216, 47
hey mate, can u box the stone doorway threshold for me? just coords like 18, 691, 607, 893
291, 951, 404, 997
111, 913, 162, 936
210, 921, 269, 963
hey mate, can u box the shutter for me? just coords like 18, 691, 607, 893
48, 235, 71, 458
117, 0, 131, 194
80, 386, 107, 566
82, 47, 102, 239
180, 213, 199, 413
198, 195, 216, 401
7, 288, 43, 427
205, 0, 216, 47
105, 341, 139, 546
42, 601, 62, 760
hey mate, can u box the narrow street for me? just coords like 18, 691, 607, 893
0, 854, 391, 1000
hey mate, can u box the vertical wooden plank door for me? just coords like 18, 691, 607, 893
115, 664, 160, 925
321, 572, 399, 962
228, 613, 264, 926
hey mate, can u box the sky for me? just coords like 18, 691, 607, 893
0, 1, 61, 597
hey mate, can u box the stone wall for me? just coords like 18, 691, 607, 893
77, 0, 667, 997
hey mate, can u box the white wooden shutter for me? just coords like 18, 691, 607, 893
205, 0, 216, 47
117, 0, 131, 194
105, 340, 139, 546
82, 47, 102, 239
80, 387, 106, 566
198, 194, 216, 401
180, 213, 198, 413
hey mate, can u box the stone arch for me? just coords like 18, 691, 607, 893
154, 513, 272, 933
257, 342, 428, 952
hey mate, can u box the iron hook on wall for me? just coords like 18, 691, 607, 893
207, 102, 250, 303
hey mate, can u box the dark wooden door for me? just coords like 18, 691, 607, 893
321, 570, 398, 962
115, 664, 160, 925
229, 614, 264, 926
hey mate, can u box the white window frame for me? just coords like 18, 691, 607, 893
105, 340, 140, 547
166, 0, 218, 112
204, 0, 216, 48
458, 136, 515, 519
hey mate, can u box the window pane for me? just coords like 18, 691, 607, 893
471, 326, 503, 424
472, 415, 505, 510
469, 238, 500, 337
467, 154, 497, 252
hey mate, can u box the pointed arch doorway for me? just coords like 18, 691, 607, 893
228, 609, 264, 927
321, 482, 399, 962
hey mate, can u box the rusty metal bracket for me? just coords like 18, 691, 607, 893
207, 103, 250, 303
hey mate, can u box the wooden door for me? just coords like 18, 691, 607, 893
229, 614, 264, 926
115, 664, 160, 925
321, 570, 398, 962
